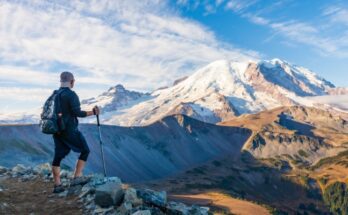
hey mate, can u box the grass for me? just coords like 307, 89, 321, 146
323, 182, 348, 215
311, 150, 348, 170
300, 175, 310, 188
298, 149, 309, 158
318, 177, 329, 186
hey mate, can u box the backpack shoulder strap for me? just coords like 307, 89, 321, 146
55, 88, 68, 114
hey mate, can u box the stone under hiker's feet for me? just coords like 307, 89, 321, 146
53, 184, 65, 193
70, 176, 90, 187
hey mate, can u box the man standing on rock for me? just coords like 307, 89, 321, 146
52, 71, 99, 193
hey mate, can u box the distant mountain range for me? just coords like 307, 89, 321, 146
0, 58, 347, 125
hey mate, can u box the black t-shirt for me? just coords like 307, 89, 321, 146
58, 87, 87, 130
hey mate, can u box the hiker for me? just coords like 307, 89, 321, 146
51, 71, 99, 193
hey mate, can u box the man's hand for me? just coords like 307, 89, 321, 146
93, 106, 100, 115
85, 106, 100, 117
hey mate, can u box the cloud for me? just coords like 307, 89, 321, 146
243, 12, 348, 58
323, 6, 348, 26
243, 13, 269, 25
0, 87, 52, 102
0, 0, 259, 113
225, 0, 258, 13
0, 0, 257, 81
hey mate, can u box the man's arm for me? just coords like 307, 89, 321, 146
70, 92, 98, 117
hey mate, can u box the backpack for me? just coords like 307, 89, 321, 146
39, 89, 66, 134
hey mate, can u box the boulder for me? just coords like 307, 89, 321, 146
58, 190, 68, 198
124, 188, 143, 206
137, 189, 167, 208
95, 179, 124, 208
91, 175, 121, 186
67, 185, 82, 196
166, 201, 189, 215
60, 169, 72, 178
132, 210, 151, 215
188, 206, 210, 215
93, 206, 114, 214
116, 202, 133, 214
33, 163, 51, 176
12, 164, 29, 175
0, 166, 7, 174
79, 184, 95, 199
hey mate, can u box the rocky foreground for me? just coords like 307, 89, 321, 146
0, 163, 210, 215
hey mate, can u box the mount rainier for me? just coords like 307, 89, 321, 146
0, 58, 346, 125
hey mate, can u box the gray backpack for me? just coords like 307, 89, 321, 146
39, 89, 66, 134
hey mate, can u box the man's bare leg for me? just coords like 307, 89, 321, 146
52, 166, 61, 186
73, 159, 85, 178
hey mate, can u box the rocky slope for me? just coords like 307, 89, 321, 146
220, 106, 348, 166
1, 58, 346, 126
0, 115, 251, 182
0, 163, 210, 215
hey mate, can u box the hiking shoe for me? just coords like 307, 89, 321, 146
53, 184, 65, 193
70, 176, 90, 187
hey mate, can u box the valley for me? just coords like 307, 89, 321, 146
1, 105, 348, 213
0, 58, 347, 214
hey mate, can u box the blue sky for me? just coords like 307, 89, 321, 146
0, 0, 347, 113
174, 0, 348, 86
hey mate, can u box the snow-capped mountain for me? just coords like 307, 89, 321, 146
0, 112, 39, 124
0, 58, 346, 125
81, 84, 150, 112
81, 58, 340, 126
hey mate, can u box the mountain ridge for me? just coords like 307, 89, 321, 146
0, 58, 346, 125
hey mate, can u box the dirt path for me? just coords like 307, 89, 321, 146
0, 177, 82, 215
171, 192, 271, 215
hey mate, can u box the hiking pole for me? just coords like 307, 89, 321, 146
95, 108, 107, 177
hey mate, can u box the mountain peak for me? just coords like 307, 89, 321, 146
259, 58, 287, 68
108, 84, 126, 93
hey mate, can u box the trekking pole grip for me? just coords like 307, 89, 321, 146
93, 106, 100, 126
96, 114, 100, 127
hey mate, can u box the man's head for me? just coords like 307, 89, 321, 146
60, 71, 75, 88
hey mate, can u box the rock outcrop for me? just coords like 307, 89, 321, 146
0, 163, 211, 215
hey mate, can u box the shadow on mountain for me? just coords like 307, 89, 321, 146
0, 115, 252, 183
259, 64, 315, 97
278, 112, 322, 140
141, 150, 329, 214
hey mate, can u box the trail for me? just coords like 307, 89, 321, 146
0, 177, 82, 214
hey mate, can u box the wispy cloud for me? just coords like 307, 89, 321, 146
225, 0, 258, 13
323, 6, 348, 26
0, 0, 259, 113
242, 10, 348, 58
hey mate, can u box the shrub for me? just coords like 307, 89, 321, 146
298, 149, 309, 158
323, 182, 348, 215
